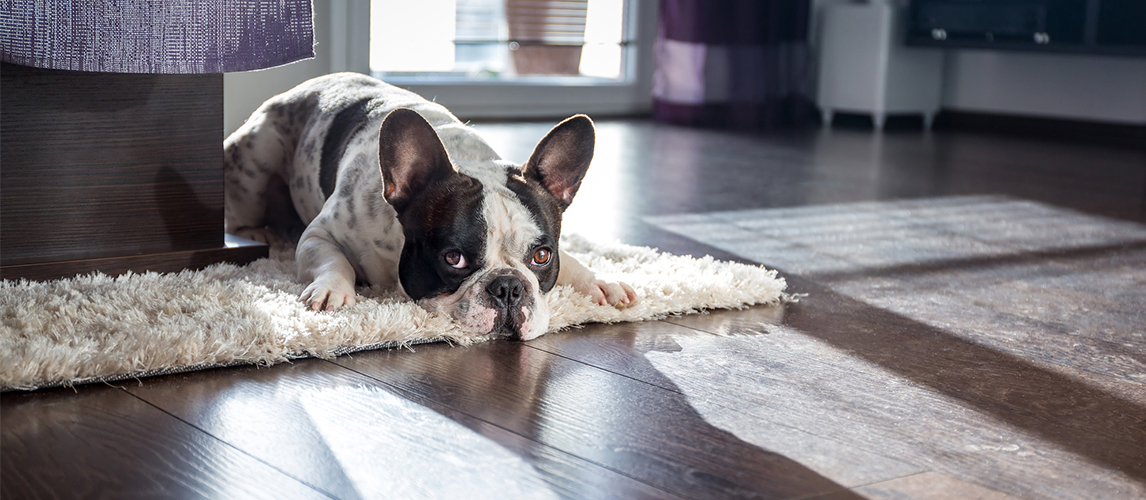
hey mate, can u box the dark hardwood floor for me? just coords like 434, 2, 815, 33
4, 120, 1145, 499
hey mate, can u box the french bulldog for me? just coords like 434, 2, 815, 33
224, 73, 636, 341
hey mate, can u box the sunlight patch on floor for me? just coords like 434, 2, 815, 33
299, 385, 559, 500
641, 330, 1134, 495
647, 195, 1146, 385
645, 195, 1146, 277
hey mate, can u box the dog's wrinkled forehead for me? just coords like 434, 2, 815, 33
456, 159, 545, 265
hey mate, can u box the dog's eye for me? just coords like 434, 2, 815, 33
444, 250, 467, 269
532, 248, 553, 266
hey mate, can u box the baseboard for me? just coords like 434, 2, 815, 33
0, 236, 267, 282
933, 110, 1146, 149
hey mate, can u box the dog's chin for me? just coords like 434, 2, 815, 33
416, 296, 550, 341
489, 304, 550, 341
470, 305, 548, 341
510, 302, 551, 341
487, 312, 522, 340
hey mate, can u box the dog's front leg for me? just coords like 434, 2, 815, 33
557, 249, 637, 308
297, 228, 358, 311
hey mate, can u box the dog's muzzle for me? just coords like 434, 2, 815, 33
485, 274, 529, 339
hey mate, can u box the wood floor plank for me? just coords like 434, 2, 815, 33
6, 120, 1146, 500
819, 252, 1146, 387
331, 337, 880, 500
532, 304, 1146, 500
675, 277, 1146, 450
120, 357, 682, 500
668, 270, 1146, 399
646, 197, 1146, 388
1, 384, 329, 500
811, 472, 1022, 500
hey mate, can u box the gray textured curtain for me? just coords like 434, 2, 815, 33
0, 0, 315, 74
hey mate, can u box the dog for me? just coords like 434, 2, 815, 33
223, 73, 636, 341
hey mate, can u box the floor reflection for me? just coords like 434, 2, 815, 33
298, 385, 558, 500
644, 195, 1146, 497
1, 384, 321, 498
338, 337, 868, 499
129, 360, 561, 500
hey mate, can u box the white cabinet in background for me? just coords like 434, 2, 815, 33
817, 2, 944, 130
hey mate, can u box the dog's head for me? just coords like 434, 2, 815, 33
378, 108, 594, 341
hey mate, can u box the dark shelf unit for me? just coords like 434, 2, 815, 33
906, 0, 1146, 57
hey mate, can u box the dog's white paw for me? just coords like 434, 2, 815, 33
576, 278, 638, 308
300, 281, 357, 311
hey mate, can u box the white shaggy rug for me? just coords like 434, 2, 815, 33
0, 235, 789, 391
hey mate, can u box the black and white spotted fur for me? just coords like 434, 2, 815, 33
224, 73, 635, 341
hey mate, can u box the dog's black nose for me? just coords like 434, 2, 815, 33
486, 275, 526, 309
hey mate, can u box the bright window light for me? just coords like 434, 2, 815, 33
580, 0, 623, 78
369, 0, 626, 80
369, 0, 457, 73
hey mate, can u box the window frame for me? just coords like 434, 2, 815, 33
335, 0, 657, 119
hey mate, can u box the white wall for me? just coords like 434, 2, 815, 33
811, 0, 1146, 126
941, 50, 1146, 125
224, 56, 331, 138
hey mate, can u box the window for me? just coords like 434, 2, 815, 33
370, 0, 628, 81
354, 0, 654, 118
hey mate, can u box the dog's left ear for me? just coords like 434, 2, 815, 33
522, 114, 595, 210
378, 108, 456, 213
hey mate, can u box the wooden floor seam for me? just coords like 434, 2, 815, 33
116, 386, 344, 500
318, 357, 692, 499
6, 121, 1145, 499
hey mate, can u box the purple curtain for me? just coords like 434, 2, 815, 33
654, 0, 814, 129
0, 0, 315, 74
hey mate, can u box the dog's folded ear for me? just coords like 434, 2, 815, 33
378, 108, 455, 212
523, 114, 595, 210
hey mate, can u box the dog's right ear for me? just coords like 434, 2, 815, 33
378, 108, 455, 212
522, 114, 595, 211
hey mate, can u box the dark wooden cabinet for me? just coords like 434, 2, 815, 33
1096, 0, 1146, 49
906, 0, 1146, 57
1, 63, 266, 281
